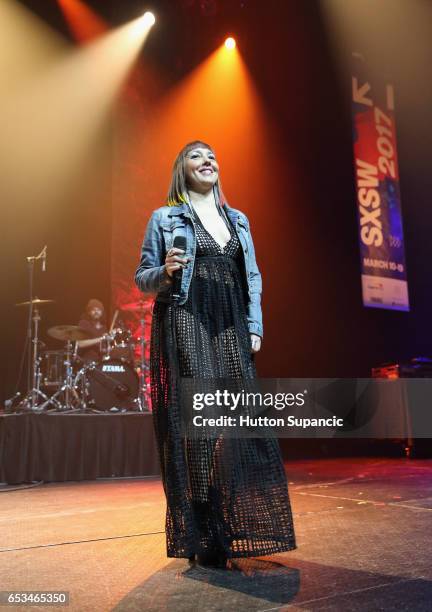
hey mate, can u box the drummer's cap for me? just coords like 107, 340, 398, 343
86, 298, 104, 313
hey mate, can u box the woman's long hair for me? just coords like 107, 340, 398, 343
166, 140, 227, 207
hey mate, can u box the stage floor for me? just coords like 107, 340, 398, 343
1, 457, 431, 611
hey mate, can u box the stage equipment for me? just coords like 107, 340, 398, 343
37, 330, 85, 412
74, 358, 139, 412
120, 299, 153, 412
372, 357, 432, 379
225, 37, 236, 49
40, 350, 67, 390
15, 291, 54, 411
99, 327, 134, 362
47, 325, 89, 342
372, 357, 432, 458
142, 11, 155, 26
10, 287, 149, 413
16, 298, 54, 307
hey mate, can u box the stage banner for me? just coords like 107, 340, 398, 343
351, 60, 409, 311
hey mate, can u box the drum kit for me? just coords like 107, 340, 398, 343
12, 297, 153, 413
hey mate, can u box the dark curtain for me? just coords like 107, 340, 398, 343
0, 413, 160, 485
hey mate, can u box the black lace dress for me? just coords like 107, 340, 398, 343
150, 205, 296, 559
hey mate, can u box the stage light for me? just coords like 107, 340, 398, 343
142, 11, 156, 27
129, 10, 156, 40
225, 37, 236, 50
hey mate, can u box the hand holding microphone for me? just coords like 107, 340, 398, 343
165, 236, 190, 303
164, 246, 190, 277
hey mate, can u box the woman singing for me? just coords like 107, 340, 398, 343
135, 141, 296, 568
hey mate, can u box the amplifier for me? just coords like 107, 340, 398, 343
372, 357, 432, 379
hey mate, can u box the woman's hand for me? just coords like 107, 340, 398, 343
250, 334, 261, 353
165, 248, 190, 277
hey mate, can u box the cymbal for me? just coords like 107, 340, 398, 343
48, 325, 90, 341
16, 297, 55, 307
120, 300, 153, 313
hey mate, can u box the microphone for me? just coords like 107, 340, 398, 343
42, 245, 47, 272
172, 235, 186, 303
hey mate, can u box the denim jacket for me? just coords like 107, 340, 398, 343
134, 202, 263, 338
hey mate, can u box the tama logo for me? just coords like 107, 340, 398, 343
102, 365, 125, 372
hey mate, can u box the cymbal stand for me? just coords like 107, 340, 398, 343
18, 304, 52, 411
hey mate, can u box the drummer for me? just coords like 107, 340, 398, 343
76, 298, 108, 362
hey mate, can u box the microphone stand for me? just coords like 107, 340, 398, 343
18, 246, 49, 411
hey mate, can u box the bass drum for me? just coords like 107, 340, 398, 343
75, 358, 139, 411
